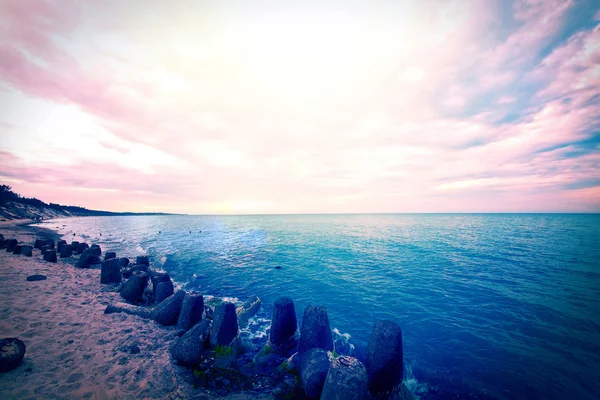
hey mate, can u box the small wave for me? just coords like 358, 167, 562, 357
404, 363, 428, 399
222, 296, 240, 305
332, 327, 355, 356
241, 316, 271, 341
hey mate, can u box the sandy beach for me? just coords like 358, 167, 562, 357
0, 220, 273, 400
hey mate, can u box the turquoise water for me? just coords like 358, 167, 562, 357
41, 214, 600, 399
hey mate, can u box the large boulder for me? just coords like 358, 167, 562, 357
152, 290, 185, 326
104, 251, 116, 261
43, 249, 57, 263
298, 305, 333, 354
122, 264, 149, 279
100, 258, 122, 284
5, 239, 17, 253
76, 242, 88, 255
177, 292, 204, 331
321, 356, 369, 400
299, 348, 331, 399
45, 239, 55, 249
150, 272, 174, 304
57, 240, 67, 252
59, 244, 73, 258
171, 319, 212, 367
20, 245, 33, 257
365, 320, 403, 395
236, 296, 261, 328
117, 257, 130, 268
77, 249, 101, 268
0, 338, 26, 372
70, 241, 80, 252
270, 297, 298, 346
136, 255, 149, 266
120, 271, 149, 303
12, 244, 22, 255
89, 244, 101, 257
210, 302, 239, 347
34, 239, 45, 249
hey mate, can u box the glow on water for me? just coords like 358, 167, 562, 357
39, 214, 600, 400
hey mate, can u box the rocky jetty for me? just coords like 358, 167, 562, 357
2, 228, 410, 400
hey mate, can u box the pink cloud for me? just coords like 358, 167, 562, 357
0, 1, 599, 213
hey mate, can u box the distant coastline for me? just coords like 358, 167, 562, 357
0, 185, 176, 221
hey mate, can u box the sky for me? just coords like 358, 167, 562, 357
0, 0, 599, 214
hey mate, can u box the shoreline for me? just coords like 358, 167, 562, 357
0, 220, 274, 399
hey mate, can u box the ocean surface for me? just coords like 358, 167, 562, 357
38, 214, 600, 400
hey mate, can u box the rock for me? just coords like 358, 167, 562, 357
12, 244, 22, 255
0, 338, 26, 372
77, 249, 101, 268
104, 302, 152, 319
100, 258, 121, 284
298, 305, 334, 354
210, 302, 239, 347
117, 257, 130, 268
57, 240, 67, 252
270, 297, 298, 346
177, 292, 204, 331
39, 244, 51, 254
152, 290, 185, 326
59, 244, 73, 258
5, 239, 17, 253
70, 241, 80, 251
104, 251, 116, 260
26, 275, 47, 281
299, 348, 331, 399
171, 319, 212, 367
120, 271, 149, 303
45, 239, 55, 249
365, 320, 403, 395
151, 272, 174, 304
236, 296, 261, 328
34, 239, 45, 249
321, 356, 369, 400
122, 264, 149, 279
43, 249, 57, 263
136, 255, 149, 266
89, 244, 102, 257
76, 242, 88, 254
20, 245, 33, 257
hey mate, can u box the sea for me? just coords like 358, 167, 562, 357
37, 213, 600, 400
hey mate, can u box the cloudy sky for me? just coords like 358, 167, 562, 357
1, 0, 599, 214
